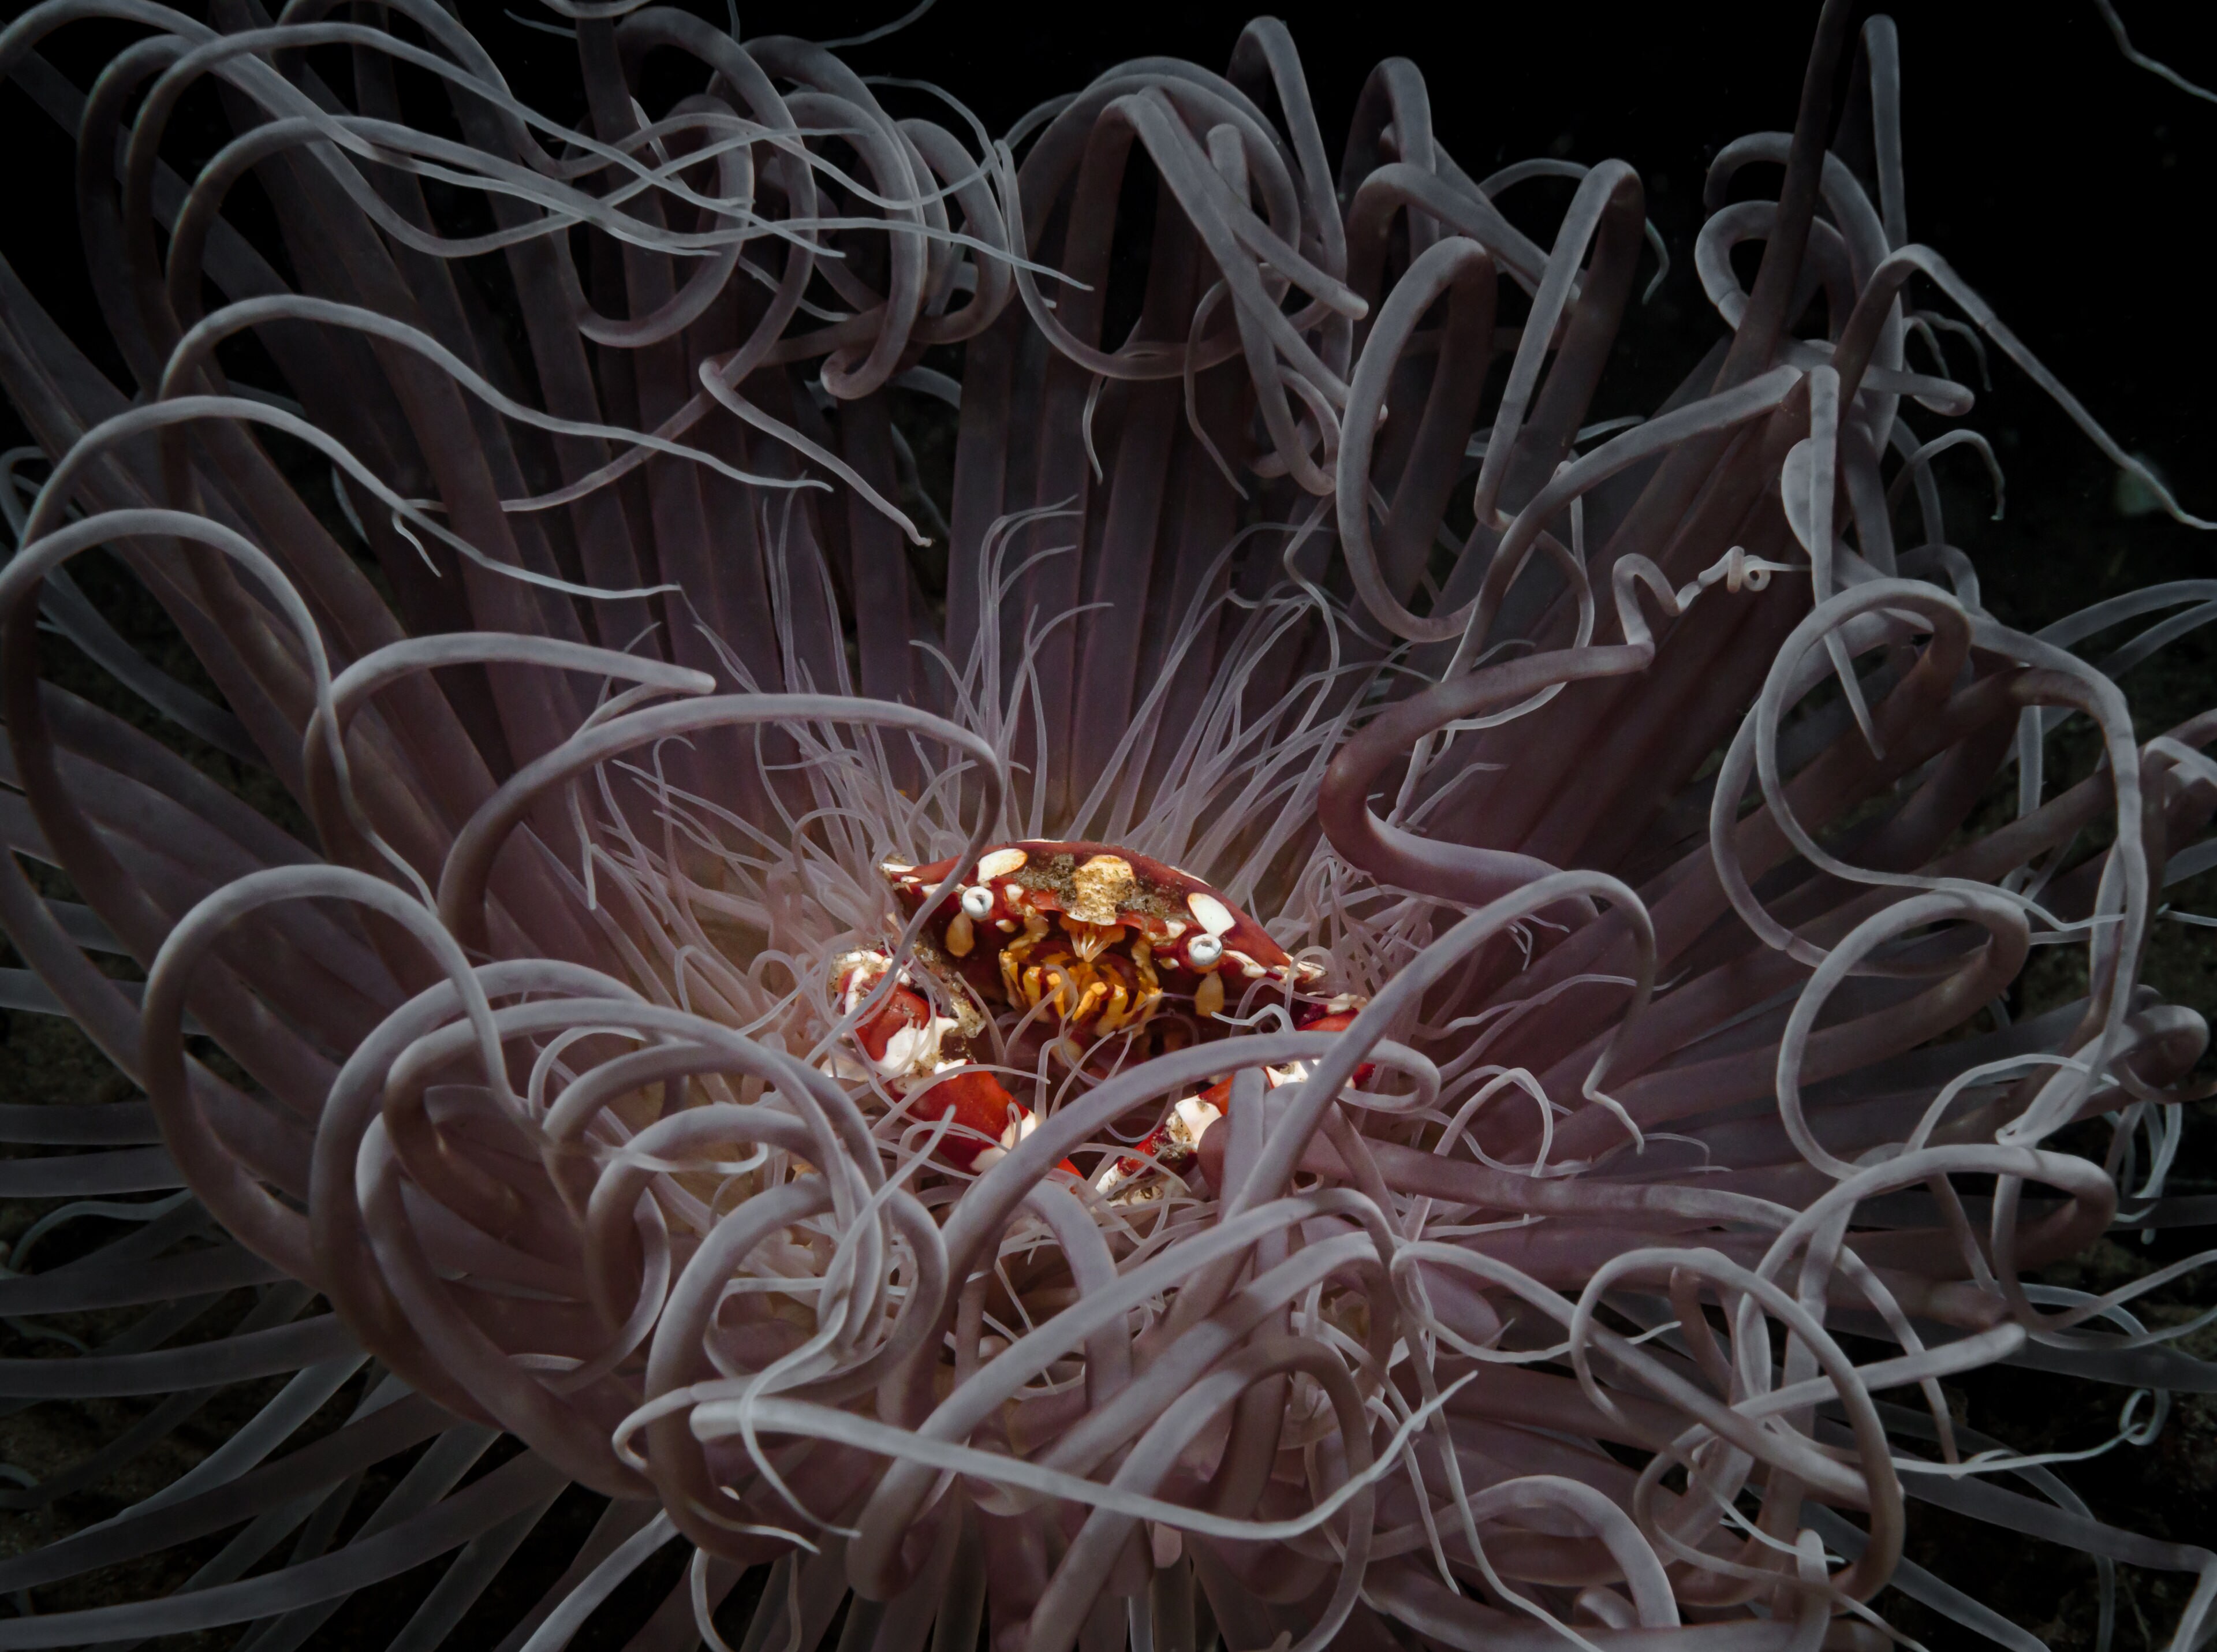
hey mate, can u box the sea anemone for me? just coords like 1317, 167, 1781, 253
1, 3, 2214, 1651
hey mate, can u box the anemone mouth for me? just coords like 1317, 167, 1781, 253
0, 4, 2214, 1652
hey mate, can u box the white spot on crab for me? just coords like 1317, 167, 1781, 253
977, 847, 1028, 880
1171, 1093, 1222, 1143
832, 949, 895, 1004
970, 1106, 1037, 1172
872, 1015, 959, 1080
1185, 889, 1235, 936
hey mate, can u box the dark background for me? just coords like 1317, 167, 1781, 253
9, 0, 2217, 505
7, 0, 2216, 560
2, 1, 2215, 1647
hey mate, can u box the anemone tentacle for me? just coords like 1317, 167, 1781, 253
1, 6, 2214, 1652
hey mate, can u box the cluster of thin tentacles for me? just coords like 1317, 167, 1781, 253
1, 2, 2215, 1651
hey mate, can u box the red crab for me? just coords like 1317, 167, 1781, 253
837, 844, 1369, 1189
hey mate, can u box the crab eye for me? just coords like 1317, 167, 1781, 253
1186, 933, 1224, 968
960, 885, 995, 920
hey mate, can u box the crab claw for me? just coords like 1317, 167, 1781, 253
835, 960, 958, 1083
1094, 1079, 1232, 1199
1297, 1009, 1377, 1087
853, 979, 933, 1064
910, 1066, 1077, 1176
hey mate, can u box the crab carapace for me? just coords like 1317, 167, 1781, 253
879, 841, 1346, 1035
